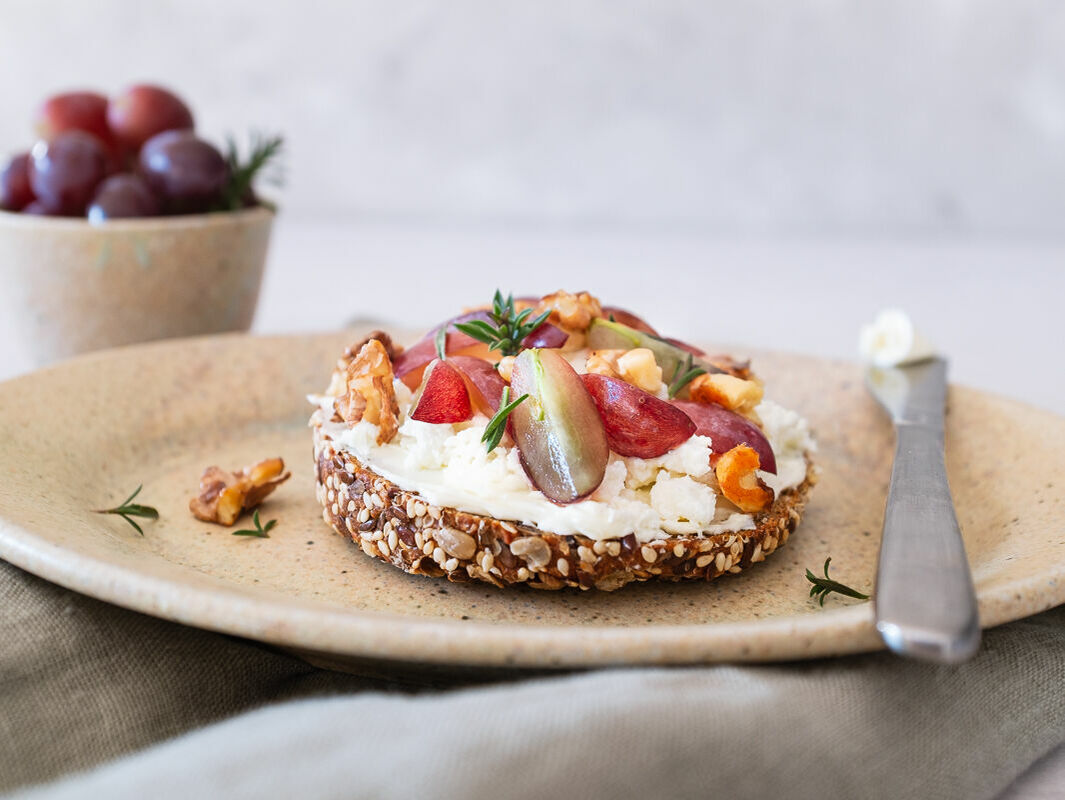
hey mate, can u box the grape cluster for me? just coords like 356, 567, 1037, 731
0, 85, 272, 221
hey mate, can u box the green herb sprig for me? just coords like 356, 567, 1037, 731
434, 324, 448, 361
667, 352, 707, 399
232, 509, 277, 538
454, 291, 551, 358
95, 485, 159, 536
806, 558, 870, 606
482, 386, 529, 452
220, 132, 284, 211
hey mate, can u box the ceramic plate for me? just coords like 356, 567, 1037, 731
1, 331, 1063, 671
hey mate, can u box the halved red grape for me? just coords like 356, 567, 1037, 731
139, 130, 227, 212
28, 131, 110, 215
448, 355, 506, 414
671, 401, 776, 474
410, 360, 473, 424
108, 85, 194, 151
509, 349, 608, 504
1, 153, 34, 211
88, 173, 161, 221
600, 305, 658, 334
581, 374, 695, 458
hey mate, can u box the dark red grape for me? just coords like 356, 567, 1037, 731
108, 85, 194, 150
28, 131, 110, 215
87, 173, 161, 221
1, 153, 34, 211
139, 130, 228, 212
35, 91, 112, 143
21, 201, 51, 215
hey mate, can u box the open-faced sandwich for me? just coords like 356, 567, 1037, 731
310, 291, 816, 591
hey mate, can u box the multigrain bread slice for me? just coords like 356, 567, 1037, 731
314, 425, 816, 592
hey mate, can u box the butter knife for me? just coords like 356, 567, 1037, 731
866, 357, 980, 663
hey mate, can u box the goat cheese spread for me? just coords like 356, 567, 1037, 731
315, 381, 814, 544
859, 308, 936, 367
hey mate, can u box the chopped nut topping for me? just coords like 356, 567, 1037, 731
689, 373, 764, 421
326, 331, 400, 397
535, 290, 603, 333
190, 457, 291, 526
714, 445, 774, 513
496, 355, 516, 383
586, 347, 663, 394
336, 339, 400, 445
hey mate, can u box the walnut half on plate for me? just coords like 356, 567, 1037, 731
190, 457, 291, 526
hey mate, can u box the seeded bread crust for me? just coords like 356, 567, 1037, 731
313, 425, 816, 592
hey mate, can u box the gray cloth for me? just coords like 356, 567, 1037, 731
3, 558, 1064, 800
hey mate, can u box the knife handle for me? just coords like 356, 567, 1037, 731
874, 422, 981, 663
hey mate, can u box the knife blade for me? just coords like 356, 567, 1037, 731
866, 357, 980, 663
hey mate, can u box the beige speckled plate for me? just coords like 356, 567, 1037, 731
1, 330, 1063, 671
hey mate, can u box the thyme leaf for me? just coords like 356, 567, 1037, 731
481, 386, 529, 452
667, 352, 707, 399
434, 324, 448, 361
453, 290, 551, 358
805, 557, 870, 606
232, 509, 277, 538
95, 485, 159, 536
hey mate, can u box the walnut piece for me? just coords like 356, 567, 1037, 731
326, 331, 400, 397
535, 290, 603, 333
714, 445, 774, 513
190, 457, 291, 526
336, 339, 400, 445
689, 373, 764, 421
586, 347, 663, 394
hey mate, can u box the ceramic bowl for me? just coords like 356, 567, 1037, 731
0, 206, 274, 365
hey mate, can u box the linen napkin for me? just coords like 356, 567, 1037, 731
3, 557, 1065, 800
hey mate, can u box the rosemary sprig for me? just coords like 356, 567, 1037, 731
806, 558, 870, 606
232, 509, 277, 538
482, 386, 529, 452
434, 324, 448, 361
220, 132, 284, 211
667, 352, 707, 399
454, 291, 551, 358
95, 485, 159, 536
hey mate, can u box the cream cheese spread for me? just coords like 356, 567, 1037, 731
314, 377, 814, 544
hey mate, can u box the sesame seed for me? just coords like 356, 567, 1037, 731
378, 540, 391, 557
345, 518, 358, 535
414, 502, 427, 517
371, 494, 384, 509
327, 489, 335, 503
499, 521, 517, 534
406, 499, 417, 519
606, 542, 621, 557
362, 492, 372, 507
422, 541, 434, 556
481, 552, 495, 571
427, 506, 441, 520
592, 540, 607, 555
344, 461, 356, 473
557, 558, 570, 576
751, 544, 764, 563
516, 567, 530, 581
673, 543, 686, 558
433, 546, 446, 565
715, 552, 726, 572
641, 545, 657, 564
444, 557, 459, 572
387, 530, 398, 551
578, 546, 595, 564
696, 554, 713, 568
415, 531, 424, 549
347, 500, 356, 513
357, 508, 370, 524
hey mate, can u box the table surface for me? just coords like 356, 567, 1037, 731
0, 219, 1061, 797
